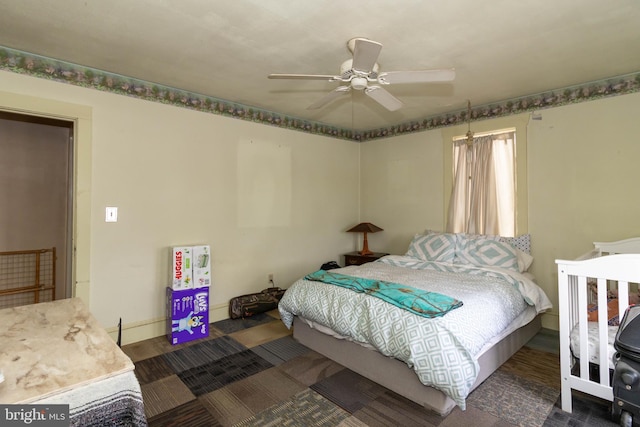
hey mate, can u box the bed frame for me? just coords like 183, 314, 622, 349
293, 313, 542, 415
556, 237, 640, 413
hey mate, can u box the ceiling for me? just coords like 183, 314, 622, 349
0, 0, 639, 132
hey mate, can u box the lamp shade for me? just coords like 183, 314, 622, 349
346, 222, 383, 233
346, 222, 383, 255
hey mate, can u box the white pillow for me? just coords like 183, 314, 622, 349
499, 234, 533, 272
406, 232, 456, 262
515, 248, 534, 272
455, 233, 519, 272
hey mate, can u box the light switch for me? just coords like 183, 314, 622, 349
105, 207, 118, 222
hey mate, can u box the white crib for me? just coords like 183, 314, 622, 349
557, 237, 640, 413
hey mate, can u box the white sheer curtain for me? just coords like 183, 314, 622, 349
446, 131, 515, 236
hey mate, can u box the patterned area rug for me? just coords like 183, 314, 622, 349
466, 370, 560, 427
234, 388, 352, 427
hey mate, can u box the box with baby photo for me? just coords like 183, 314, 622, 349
166, 287, 209, 345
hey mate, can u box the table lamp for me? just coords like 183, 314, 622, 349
346, 222, 383, 256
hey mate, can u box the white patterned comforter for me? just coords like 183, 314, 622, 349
569, 322, 617, 370
278, 255, 552, 409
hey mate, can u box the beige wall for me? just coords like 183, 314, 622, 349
360, 131, 445, 254
0, 70, 360, 344
361, 91, 640, 330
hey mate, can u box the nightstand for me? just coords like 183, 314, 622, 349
343, 251, 389, 266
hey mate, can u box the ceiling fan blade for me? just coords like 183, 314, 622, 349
364, 86, 403, 111
268, 73, 338, 81
378, 69, 456, 85
307, 86, 351, 110
352, 38, 382, 73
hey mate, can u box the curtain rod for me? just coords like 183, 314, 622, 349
452, 127, 516, 142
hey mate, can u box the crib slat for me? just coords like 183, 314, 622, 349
577, 277, 590, 383
596, 278, 610, 387
618, 281, 629, 317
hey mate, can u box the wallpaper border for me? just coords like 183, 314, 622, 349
1, 46, 639, 142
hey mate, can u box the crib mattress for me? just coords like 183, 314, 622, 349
570, 321, 617, 370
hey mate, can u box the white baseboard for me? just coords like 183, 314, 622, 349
106, 302, 230, 345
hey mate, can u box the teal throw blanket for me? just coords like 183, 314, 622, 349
304, 270, 462, 318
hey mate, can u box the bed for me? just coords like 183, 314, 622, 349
556, 237, 640, 413
32, 370, 146, 426
279, 231, 552, 415
0, 298, 147, 426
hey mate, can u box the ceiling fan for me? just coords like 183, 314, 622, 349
268, 37, 455, 112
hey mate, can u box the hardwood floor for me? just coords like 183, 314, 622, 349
500, 346, 560, 390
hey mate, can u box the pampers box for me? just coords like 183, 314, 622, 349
166, 287, 209, 345
171, 246, 193, 290
193, 245, 211, 288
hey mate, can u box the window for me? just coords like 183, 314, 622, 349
446, 129, 516, 236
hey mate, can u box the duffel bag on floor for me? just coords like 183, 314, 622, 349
229, 287, 286, 319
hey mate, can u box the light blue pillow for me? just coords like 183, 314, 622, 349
455, 234, 519, 271
406, 233, 456, 262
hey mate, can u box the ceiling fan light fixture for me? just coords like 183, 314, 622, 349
351, 77, 368, 91
268, 37, 456, 112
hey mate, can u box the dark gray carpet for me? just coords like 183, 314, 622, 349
250, 335, 311, 366
178, 350, 274, 396
162, 336, 247, 372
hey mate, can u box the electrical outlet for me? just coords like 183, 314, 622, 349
268, 273, 274, 282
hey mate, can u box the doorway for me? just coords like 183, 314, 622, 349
0, 111, 73, 307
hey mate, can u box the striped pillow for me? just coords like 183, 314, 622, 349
455, 234, 519, 271
406, 233, 456, 262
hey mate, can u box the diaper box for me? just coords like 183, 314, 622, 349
193, 245, 211, 288
166, 287, 209, 345
171, 246, 193, 290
